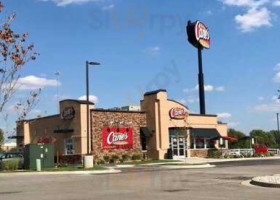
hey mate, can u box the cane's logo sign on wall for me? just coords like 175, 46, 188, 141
102, 127, 133, 149
195, 21, 210, 49
169, 108, 188, 119
61, 107, 75, 120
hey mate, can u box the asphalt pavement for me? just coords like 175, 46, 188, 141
1, 159, 280, 200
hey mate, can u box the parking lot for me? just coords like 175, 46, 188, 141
1, 159, 280, 200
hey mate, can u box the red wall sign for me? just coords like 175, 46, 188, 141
102, 127, 133, 150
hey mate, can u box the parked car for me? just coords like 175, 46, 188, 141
0, 152, 24, 169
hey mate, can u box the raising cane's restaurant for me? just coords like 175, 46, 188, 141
16, 89, 228, 163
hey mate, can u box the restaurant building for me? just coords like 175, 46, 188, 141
16, 89, 228, 163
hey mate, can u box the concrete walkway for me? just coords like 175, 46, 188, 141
0, 168, 121, 176
175, 156, 280, 164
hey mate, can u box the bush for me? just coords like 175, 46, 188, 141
110, 155, 119, 163
1, 159, 19, 170
98, 160, 105, 165
131, 154, 142, 161
208, 150, 222, 158
103, 156, 110, 163
121, 154, 129, 162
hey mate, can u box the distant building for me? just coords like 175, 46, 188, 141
1, 142, 17, 152
121, 105, 141, 112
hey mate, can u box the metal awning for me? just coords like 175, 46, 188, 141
190, 128, 221, 138
53, 129, 74, 134
8, 136, 24, 139
140, 127, 153, 137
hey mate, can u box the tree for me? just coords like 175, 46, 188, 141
0, 128, 3, 146
250, 129, 278, 148
269, 130, 280, 148
228, 128, 250, 149
0, 2, 40, 121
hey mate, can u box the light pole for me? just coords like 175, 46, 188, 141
277, 113, 280, 136
86, 61, 100, 155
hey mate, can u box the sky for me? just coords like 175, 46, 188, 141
1, 0, 280, 139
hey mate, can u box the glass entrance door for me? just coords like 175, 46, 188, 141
171, 136, 186, 159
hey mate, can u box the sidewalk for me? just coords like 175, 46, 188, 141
175, 156, 280, 164
0, 168, 121, 176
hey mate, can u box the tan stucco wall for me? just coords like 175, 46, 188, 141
16, 100, 94, 156
141, 90, 228, 159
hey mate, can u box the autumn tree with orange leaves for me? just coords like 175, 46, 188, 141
0, 2, 40, 122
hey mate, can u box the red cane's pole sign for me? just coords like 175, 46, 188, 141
102, 127, 133, 149
169, 108, 188, 120
187, 20, 210, 49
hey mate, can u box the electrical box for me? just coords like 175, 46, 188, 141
24, 144, 54, 170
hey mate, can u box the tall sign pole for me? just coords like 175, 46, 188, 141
187, 20, 210, 115
277, 113, 280, 136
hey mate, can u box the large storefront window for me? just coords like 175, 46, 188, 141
190, 137, 216, 149
65, 138, 74, 155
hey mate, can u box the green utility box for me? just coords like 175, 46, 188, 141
24, 144, 54, 170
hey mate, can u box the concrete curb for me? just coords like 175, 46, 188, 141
0, 169, 121, 176
115, 165, 135, 168
159, 164, 215, 169
250, 176, 280, 188
208, 156, 280, 163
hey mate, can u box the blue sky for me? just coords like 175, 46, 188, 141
2, 0, 280, 137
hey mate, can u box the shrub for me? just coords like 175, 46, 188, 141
208, 150, 222, 158
131, 154, 142, 161
1, 159, 19, 171
98, 160, 105, 165
111, 155, 119, 163
121, 154, 129, 162
103, 156, 110, 163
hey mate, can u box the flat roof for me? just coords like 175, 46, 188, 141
59, 99, 95, 105
91, 108, 145, 114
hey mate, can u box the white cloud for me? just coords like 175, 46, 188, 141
220, 0, 272, 32
228, 121, 240, 128
273, 0, 280, 6
235, 7, 272, 32
195, 84, 214, 92
253, 103, 280, 112
274, 63, 280, 71
215, 86, 226, 92
258, 96, 264, 101
220, 0, 269, 8
102, 4, 115, 11
78, 95, 98, 103
144, 46, 161, 56
184, 85, 225, 93
17, 75, 60, 90
217, 112, 232, 119
272, 95, 280, 103
273, 71, 280, 83
40, 0, 101, 7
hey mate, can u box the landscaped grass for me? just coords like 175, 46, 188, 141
0, 165, 106, 173
118, 159, 179, 165
42, 165, 106, 171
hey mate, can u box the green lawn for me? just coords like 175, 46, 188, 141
118, 159, 179, 165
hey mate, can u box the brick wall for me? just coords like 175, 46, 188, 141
190, 149, 209, 158
91, 110, 146, 162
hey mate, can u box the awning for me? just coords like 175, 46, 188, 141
140, 127, 153, 137
211, 136, 238, 142
53, 129, 74, 134
8, 136, 24, 139
190, 128, 221, 138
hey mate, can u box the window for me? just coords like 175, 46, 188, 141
65, 138, 74, 155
